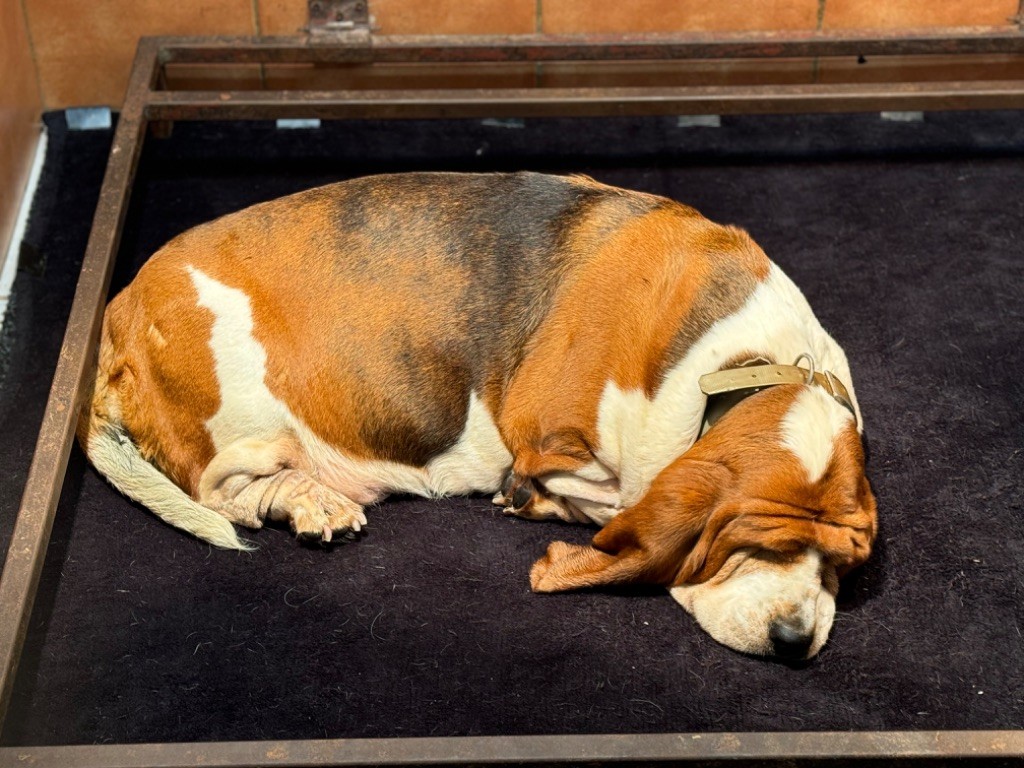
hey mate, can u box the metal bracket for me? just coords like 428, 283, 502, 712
1012, 0, 1024, 27
307, 0, 372, 43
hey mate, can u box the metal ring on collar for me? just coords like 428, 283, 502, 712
792, 353, 816, 385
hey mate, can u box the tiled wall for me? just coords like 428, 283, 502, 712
0, 0, 42, 261
14, 0, 1022, 109
25, 0, 256, 108
2, 1, 1019, 255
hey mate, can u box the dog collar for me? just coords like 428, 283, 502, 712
697, 355, 857, 438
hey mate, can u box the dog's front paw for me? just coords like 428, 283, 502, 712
289, 485, 366, 546
497, 472, 589, 524
494, 471, 536, 513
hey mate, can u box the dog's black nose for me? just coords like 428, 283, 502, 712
769, 621, 814, 659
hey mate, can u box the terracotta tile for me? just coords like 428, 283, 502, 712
823, 0, 1018, 29
0, 0, 42, 259
542, 0, 819, 33
540, 59, 814, 88
25, 0, 256, 108
817, 53, 1024, 82
258, 0, 308, 35
264, 62, 536, 90
0, 119, 40, 267
371, 0, 536, 34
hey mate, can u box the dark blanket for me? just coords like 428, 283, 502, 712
1, 111, 1022, 745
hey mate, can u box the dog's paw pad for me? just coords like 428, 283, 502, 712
511, 483, 534, 510
296, 530, 325, 548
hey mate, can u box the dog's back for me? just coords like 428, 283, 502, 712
78, 172, 776, 547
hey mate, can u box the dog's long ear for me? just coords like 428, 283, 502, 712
673, 477, 879, 586
529, 459, 730, 593
672, 500, 805, 585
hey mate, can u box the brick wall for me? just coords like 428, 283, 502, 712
13, 0, 1021, 109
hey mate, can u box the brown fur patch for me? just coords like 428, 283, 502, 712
91, 246, 221, 494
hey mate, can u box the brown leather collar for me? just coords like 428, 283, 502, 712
697, 360, 857, 438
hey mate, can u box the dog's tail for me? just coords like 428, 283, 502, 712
77, 321, 252, 551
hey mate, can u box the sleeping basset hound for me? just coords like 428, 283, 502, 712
78, 172, 877, 660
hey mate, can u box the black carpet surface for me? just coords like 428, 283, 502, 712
1, 111, 1022, 746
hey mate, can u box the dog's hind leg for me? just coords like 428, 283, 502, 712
197, 437, 366, 544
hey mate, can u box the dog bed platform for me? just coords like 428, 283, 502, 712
0, 105, 1022, 761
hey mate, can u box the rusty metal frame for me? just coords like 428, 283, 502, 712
2, 28, 1024, 765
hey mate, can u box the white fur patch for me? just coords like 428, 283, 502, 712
424, 393, 513, 495
781, 385, 854, 484
188, 266, 511, 504
188, 266, 291, 449
541, 471, 619, 506
595, 263, 859, 506
540, 465, 622, 525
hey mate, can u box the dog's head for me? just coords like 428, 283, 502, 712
530, 384, 877, 659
